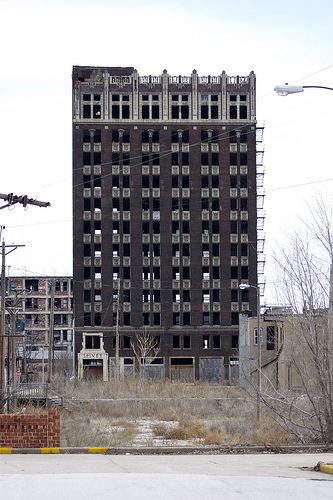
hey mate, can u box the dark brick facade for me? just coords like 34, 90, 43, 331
72, 66, 258, 382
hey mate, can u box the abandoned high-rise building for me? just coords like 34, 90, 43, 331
72, 66, 264, 382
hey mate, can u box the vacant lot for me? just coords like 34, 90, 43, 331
54, 379, 293, 448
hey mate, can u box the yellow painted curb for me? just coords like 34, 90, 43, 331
319, 462, 333, 475
40, 448, 60, 454
0, 448, 12, 454
87, 447, 108, 454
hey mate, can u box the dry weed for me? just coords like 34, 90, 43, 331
155, 408, 179, 421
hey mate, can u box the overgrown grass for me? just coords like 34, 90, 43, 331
57, 378, 294, 447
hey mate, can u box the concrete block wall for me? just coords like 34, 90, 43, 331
0, 409, 60, 448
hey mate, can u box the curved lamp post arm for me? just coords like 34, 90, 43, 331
274, 84, 333, 96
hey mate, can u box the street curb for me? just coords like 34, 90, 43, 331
317, 462, 333, 475
1, 445, 333, 455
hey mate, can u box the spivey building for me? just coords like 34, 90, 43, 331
72, 66, 264, 382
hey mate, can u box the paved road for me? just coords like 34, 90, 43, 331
1, 453, 332, 499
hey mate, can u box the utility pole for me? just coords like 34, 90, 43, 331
0, 240, 5, 409
6, 303, 20, 413
0, 193, 50, 210
0, 239, 25, 412
0, 194, 50, 405
47, 279, 55, 384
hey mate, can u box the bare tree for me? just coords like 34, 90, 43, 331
130, 330, 160, 378
262, 197, 333, 442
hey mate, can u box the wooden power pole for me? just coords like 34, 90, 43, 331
47, 279, 55, 383
0, 240, 5, 409
0, 195, 50, 407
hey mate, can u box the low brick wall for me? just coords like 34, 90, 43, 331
0, 409, 60, 448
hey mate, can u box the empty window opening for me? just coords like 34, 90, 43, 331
213, 335, 221, 349
85, 335, 101, 349
267, 326, 276, 350
173, 335, 180, 348
203, 335, 210, 348
183, 335, 191, 349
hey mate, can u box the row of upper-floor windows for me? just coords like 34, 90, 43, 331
83, 197, 247, 212
82, 218, 249, 242
82, 129, 249, 144
81, 97, 248, 121
82, 310, 242, 327
82, 93, 247, 103
84, 288, 248, 304
82, 151, 248, 167
82, 104, 247, 120
83, 332, 240, 351
83, 264, 249, 281
83, 239, 248, 260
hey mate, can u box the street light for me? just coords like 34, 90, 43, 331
239, 282, 261, 421
274, 83, 333, 96
274, 81, 333, 361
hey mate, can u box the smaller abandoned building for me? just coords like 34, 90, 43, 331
6, 276, 73, 381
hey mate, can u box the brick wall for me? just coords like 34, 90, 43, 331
0, 409, 60, 448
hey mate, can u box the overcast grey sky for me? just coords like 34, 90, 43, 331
1, 0, 333, 304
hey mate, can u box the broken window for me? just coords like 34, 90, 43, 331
201, 153, 208, 165
212, 244, 219, 256
173, 313, 181, 326
122, 105, 130, 119
112, 130, 120, 142
94, 130, 101, 143
181, 152, 189, 165
240, 106, 247, 119
153, 313, 160, 325
183, 313, 190, 326
83, 105, 91, 119
229, 130, 237, 143
142, 105, 149, 119
182, 130, 189, 143
183, 335, 191, 348
267, 326, 276, 350
213, 335, 221, 349
202, 334, 210, 347
25, 279, 39, 292
231, 312, 239, 325
229, 105, 237, 119
152, 106, 159, 119
171, 130, 179, 142
232, 335, 239, 349
173, 335, 180, 348
84, 314, 91, 326
112, 105, 120, 119
211, 153, 219, 166
201, 105, 209, 119
142, 130, 150, 143
181, 106, 189, 119
85, 335, 101, 349
230, 267, 238, 279
93, 105, 101, 118
83, 129, 91, 142
211, 106, 218, 119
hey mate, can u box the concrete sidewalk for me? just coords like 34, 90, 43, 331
1, 454, 333, 500
1, 452, 333, 478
